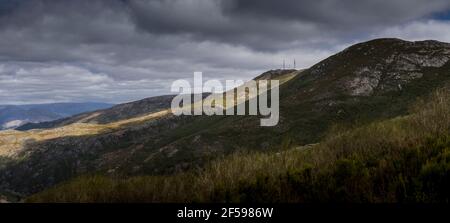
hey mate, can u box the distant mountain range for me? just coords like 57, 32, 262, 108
0, 102, 114, 130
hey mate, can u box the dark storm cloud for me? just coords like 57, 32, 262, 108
126, 0, 333, 50
0, 0, 23, 16
1, 0, 450, 104
223, 0, 450, 26
126, 0, 450, 50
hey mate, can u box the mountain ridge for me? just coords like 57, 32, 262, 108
16, 95, 175, 131
0, 102, 113, 130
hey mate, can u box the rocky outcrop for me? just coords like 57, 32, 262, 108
308, 39, 450, 97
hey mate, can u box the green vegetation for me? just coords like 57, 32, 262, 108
28, 88, 450, 203
4, 39, 450, 197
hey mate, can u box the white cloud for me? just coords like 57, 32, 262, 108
0, 63, 163, 104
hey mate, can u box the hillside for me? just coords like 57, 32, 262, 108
18, 70, 299, 131
0, 102, 113, 130
28, 88, 450, 203
16, 95, 174, 130
1, 38, 450, 199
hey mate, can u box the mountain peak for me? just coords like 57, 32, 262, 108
343, 38, 450, 53
289, 38, 450, 98
253, 69, 298, 81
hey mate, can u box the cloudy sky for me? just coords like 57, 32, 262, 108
1, 0, 450, 104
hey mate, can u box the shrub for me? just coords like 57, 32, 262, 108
27, 89, 450, 203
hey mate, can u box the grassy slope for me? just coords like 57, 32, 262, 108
0, 110, 170, 157
129, 40, 450, 176
28, 88, 450, 203
0, 70, 300, 196
5, 39, 450, 197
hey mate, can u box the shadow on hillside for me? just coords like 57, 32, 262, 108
0, 114, 201, 196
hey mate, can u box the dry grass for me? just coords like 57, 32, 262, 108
28, 88, 450, 203
0, 110, 170, 157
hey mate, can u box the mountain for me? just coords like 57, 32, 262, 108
1, 38, 450, 199
28, 88, 450, 202
0, 102, 114, 130
17, 71, 299, 131
16, 96, 175, 131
